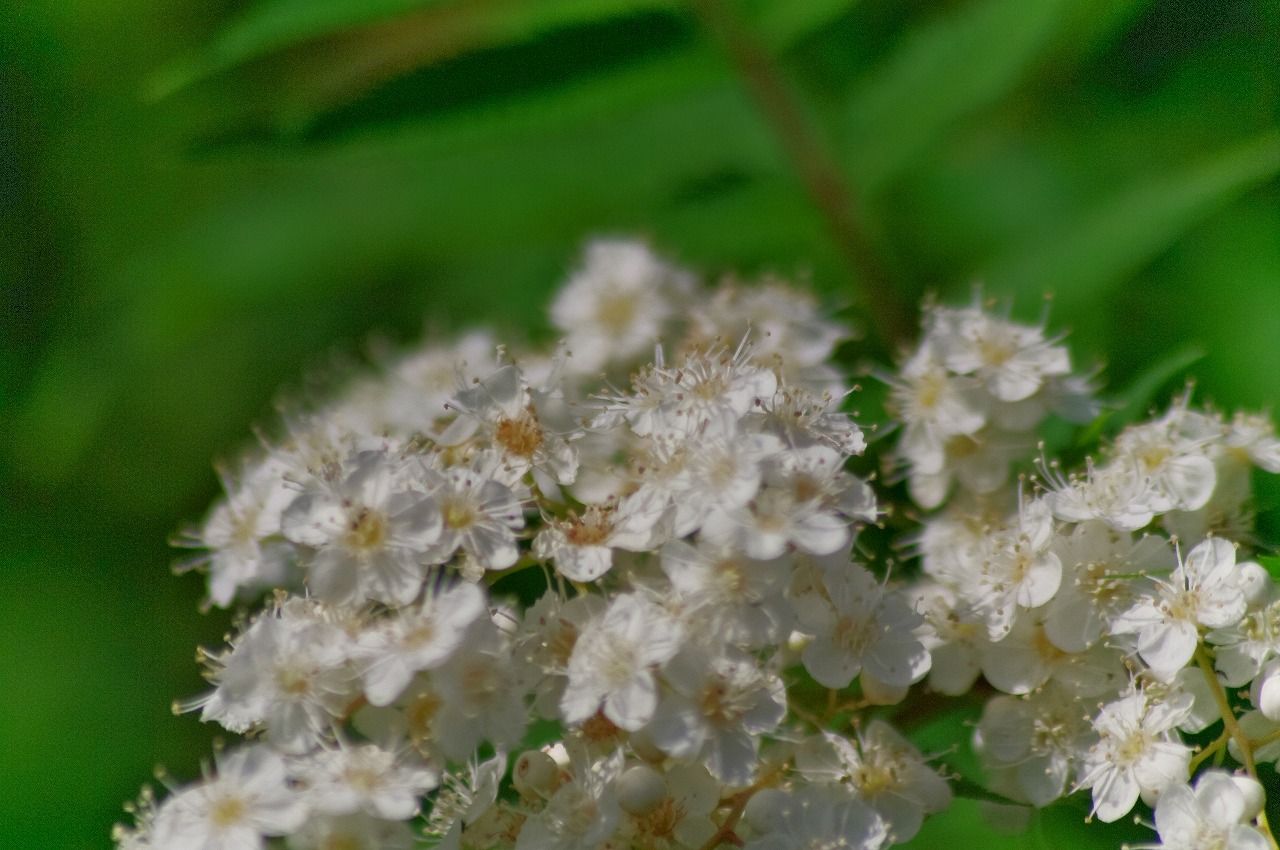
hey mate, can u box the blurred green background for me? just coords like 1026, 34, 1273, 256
3, 0, 1279, 846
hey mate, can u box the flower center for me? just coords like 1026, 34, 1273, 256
596, 291, 639, 334
496, 411, 544, 457
443, 498, 477, 531
565, 507, 613, 546
345, 507, 388, 552
209, 795, 247, 829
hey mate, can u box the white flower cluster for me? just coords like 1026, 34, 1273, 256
119, 240, 1280, 850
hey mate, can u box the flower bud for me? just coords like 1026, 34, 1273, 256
628, 726, 667, 764
617, 764, 667, 815
743, 788, 789, 834
513, 750, 559, 796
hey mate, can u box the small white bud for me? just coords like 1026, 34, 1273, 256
1238, 561, 1271, 608
617, 764, 666, 815
513, 750, 559, 796
1232, 774, 1266, 822
744, 788, 790, 834
860, 672, 910, 706
628, 726, 667, 764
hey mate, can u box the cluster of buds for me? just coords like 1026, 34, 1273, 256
118, 240, 1280, 850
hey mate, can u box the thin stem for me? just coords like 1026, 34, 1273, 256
1195, 645, 1280, 850
697, 762, 788, 850
1188, 727, 1231, 773
688, 0, 914, 352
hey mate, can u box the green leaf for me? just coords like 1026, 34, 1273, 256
985, 131, 1280, 308
842, 0, 1076, 191
151, 0, 679, 97
1076, 344, 1205, 447
1260, 556, 1280, 582
742, 0, 858, 51
950, 776, 1026, 807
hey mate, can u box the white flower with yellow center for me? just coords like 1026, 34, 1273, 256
552, 238, 693, 375
150, 746, 306, 850
1077, 690, 1192, 823
291, 740, 438, 820
561, 593, 683, 731
356, 579, 488, 706
792, 560, 930, 690
421, 450, 525, 571
1112, 537, 1247, 681
1149, 770, 1268, 850
194, 600, 356, 754
282, 449, 443, 606
796, 722, 951, 843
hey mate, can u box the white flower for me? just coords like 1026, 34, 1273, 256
1044, 457, 1162, 531
516, 752, 624, 850
515, 592, 607, 718
562, 594, 683, 731
605, 343, 778, 443
355, 579, 488, 706
151, 746, 306, 850
1043, 522, 1172, 653
1150, 771, 1268, 850
905, 427, 1031, 509
967, 499, 1062, 640
676, 431, 782, 536
533, 497, 666, 583
440, 363, 578, 488
422, 451, 526, 571
978, 613, 1123, 698
616, 762, 720, 849
377, 330, 499, 434
928, 304, 1071, 403
1249, 659, 1280, 721
424, 753, 508, 846
911, 582, 986, 696
792, 560, 931, 690
195, 600, 356, 754
975, 685, 1093, 807
795, 722, 951, 843
1208, 596, 1280, 687
1077, 690, 1192, 822
292, 740, 438, 820
432, 622, 527, 760
646, 647, 787, 785
281, 449, 442, 606
887, 345, 987, 484
1226, 412, 1280, 473
660, 539, 790, 649
552, 238, 694, 375
761, 385, 867, 456
743, 789, 888, 850
1110, 407, 1219, 515
188, 458, 296, 608
1112, 538, 1247, 680
687, 280, 851, 395
703, 445, 874, 560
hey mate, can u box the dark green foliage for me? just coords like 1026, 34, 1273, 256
3, 0, 1279, 846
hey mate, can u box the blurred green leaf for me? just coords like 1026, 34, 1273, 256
842, 0, 1105, 191
152, 0, 678, 97
171, 0, 859, 138
743, 0, 858, 50
1077, 344, 1204, 446
950, 776, 1024, 807
1261, 555, 1280, 582
986, 131, 1280, 307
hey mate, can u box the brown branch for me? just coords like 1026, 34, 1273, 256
689, 0, 915, 352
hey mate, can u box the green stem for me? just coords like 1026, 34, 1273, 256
1195, 645, 1280, 850
687, 0, 914, 352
